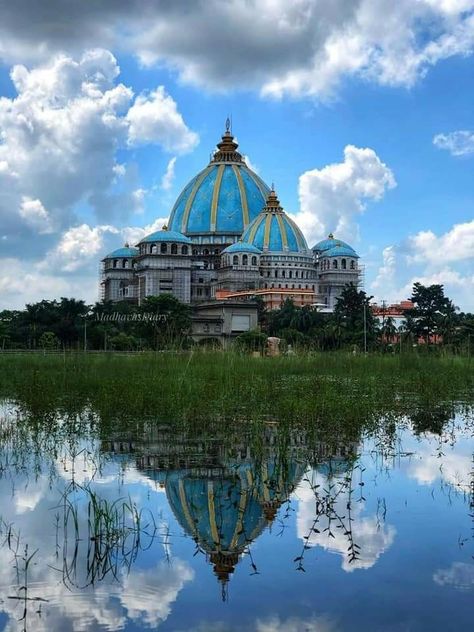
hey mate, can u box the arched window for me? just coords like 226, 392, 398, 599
350, 260, 355, 269
275, 270, 278, 278
123, 259, 128, 269
113, 259, 118, 268
342, 258, 346, 269
171, 243, 177, 254
332, 259, 338, 269
289, 270, 292, 278
214, 248, 219, 255
160, 242, 167, 254
282, 269, 285, 278
192, 248, 198, 256
151, 244, 157, 254
203, 248, 209, 256
251, 256, 257, 266
242, 254, 248, 265
182, 245, 188, 255
233, 255, 239, 265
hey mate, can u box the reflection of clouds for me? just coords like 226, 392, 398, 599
296, 469, 395, 572
256, 615, 337, 632
404, 439, 472, 493
0, 558, 194, 631
434, 562, 474, 592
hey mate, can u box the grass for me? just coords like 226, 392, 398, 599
0, 351, 473, 429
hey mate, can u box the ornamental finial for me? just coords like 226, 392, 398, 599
225, 117, 231, 133
162, 224, 168, 231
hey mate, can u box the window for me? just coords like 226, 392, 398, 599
251, 256, 257, 266
182, 245, 188, 255
113, 259, 118, 268
289, 270, 292, 278
198, 277, 204, 283
242, 254, 248, 265
350, 260, 355, 269
332, 259, 338, 269
160, 242, 167, 254
275, 270, 278, 278
233, 255, 239, 265
342, 258, 346, 269
203, 248, 209, 256
192, 249, 198, 256
282, 270, 285, 278
171, 243, 178, 254
150, 244, 157, 254
214, 248, 220, 255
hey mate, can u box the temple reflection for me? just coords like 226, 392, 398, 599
105, 422, 358, 594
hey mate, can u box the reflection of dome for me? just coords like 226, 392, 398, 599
312, 233, 356, 255
241, 189, 309, 253
139, 228, 191, 244
105, 245, 139, 258
168, 123, 270, 240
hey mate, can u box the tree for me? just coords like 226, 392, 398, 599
138, 294, 191, 349
407, 283, 457, 345
333, 284, 377, 349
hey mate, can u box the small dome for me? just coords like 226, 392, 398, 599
139, 227, 191, 244
312, 233, 356, 254
168, 124, 270, 239
222, 241, 262, 255
104, 246, 139, 258
323, 244, 359, 258
241, 189, 309, 253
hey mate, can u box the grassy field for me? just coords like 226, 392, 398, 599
0, 351, 472, 428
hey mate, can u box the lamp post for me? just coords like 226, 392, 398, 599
82, 311, 93, 352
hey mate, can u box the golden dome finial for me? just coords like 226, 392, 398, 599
162, 224, 168, 231
328, 232, 334, 239
225, 116, 231, 134
265, 186, 283, 213
211, 122, 242, 164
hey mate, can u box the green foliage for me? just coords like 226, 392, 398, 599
404, 282, 457, 344
235, 329, 268, 352
38, 331, 60, 349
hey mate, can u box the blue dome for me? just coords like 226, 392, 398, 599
312, 234, 356, 254
241, 190, 309, 253
168, 129, 270, 238
104, 246, 139, 258
139, 229, 191, 244
222, 241, 262, 255
323, 245, 359, 258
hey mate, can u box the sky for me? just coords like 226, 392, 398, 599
0, 0, 473, 311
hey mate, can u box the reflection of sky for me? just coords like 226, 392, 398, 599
0, 412, 473, 631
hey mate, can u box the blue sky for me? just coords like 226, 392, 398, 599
0, 1, 473, 310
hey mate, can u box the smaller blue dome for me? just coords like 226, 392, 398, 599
323, 245, 359, 258
140, 228, 191, 244
222, 241, 262, 255
312, 234, 356, 254
105, 246, 139, 258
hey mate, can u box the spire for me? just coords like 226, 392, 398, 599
210, 120, 243, 163
263, 186, 284, 214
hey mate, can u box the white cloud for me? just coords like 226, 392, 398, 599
434, 130, 474, 156
1, 2, 474, 100
127, 87, 198, 153
19, 197, 55, 234
256, 614, 337, 632
161, 157, 177, 191
371, 221, 474, 310
292, 145, 395, 246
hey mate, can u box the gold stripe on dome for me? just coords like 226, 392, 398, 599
232, 165, 250, 226
208, 481, 220, 547
179, 479, 197, 537
247, 169, 268, 199
181, 166, 213, 233
210, 164, 225, 231
276, 214, 288, 250
230, 488, 248, 549
263, 214, 272, 248
247, 214, 263, 243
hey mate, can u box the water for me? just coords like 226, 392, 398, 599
0, 402, 473, 631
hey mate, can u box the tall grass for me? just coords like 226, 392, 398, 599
0, 351, 472, 427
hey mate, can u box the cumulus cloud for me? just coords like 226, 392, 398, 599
256, 614, 337, 632
1, 1, 474, 99
371, 221, 474, 310
433, 130, 474, 156
127, 88, 198, 153
292, 145, 396, 246
434, 562, 474, 591
0, 49, 198, 251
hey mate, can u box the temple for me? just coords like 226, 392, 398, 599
100, 123, 361, 313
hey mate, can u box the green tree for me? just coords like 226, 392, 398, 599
333, 284, 377, 349
407, 283, 457, 345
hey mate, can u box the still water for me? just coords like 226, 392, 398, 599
0, 402, 473, 631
